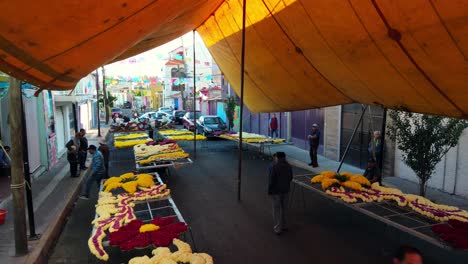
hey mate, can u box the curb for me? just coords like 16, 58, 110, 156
24, 168, 91, 264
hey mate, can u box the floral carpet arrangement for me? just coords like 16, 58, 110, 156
158, 129, 207, 141
158, 129, 193, 136
89, 183, 171, 261
115, 132, 150, 140
114, 132, 152, 148
310, 171, 468, 244
103, 173, 155, 194
134, 143, 189, 165
219, 132, 285, 143
109, 217, 187, 250
128, 238, 213, 264
431, 220, 468, 249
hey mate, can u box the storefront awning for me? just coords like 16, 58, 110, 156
0, 1, 467, 118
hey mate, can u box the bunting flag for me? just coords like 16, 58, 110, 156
195, 59, 200, 64
204, 61, 210, 66
205, 75, 212, 81
174, 54, 183, 60
171, 78, 177, 85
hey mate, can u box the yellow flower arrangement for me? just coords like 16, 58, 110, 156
341, 181, 363, 191
103, 172, 156, 193
114, 138, 152, 148
321, 178, 340, 190
166, 134, 207, 141
310, 175, 324, 183
158, 129, 193, 135
114, 132, 148, 140
320, 171, 336, 179
122, 181, 138, 194
350, 174, 371, 187
139, 223, 160, 233
128, 239, 213, 264
136, 151, 190, 165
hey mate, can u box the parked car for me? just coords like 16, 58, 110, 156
196, 115, 227, 136
123, 101, 132, 109
182, 111, 202, 131
138, 111, 174, 125
111, 107, 122, 119
158, 106, 172, 114
173, 110, 186, 125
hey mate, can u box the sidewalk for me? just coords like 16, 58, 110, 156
0, 125, 108, 263
265, 143, 468, 210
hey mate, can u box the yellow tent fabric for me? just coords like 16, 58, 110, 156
0, 0, 467, 118
0, 0, 223, 90
197, 0, 468, 117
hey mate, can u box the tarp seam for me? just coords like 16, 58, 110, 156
370, 0, 466, 117
428, 0, 468, 62
347, 0, 445, 113
262, 0, 354, 102
212, 5, 287, 111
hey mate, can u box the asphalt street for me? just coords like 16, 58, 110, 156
49, 137, 410, 264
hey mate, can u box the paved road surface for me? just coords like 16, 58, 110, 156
49, 138, 414, 263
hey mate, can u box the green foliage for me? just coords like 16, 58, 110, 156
225, 96, 237, 130
387, 110, 468, 196
98, 92, 117, 107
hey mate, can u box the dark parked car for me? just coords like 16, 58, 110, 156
182, 111, 202, 131
123, 101, 132, 109
173, 110, 186, 125
196, 115, 227, 136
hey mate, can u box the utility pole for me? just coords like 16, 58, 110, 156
95, 70, 101, 137
9, 77, 28, 255
102, 66, 109, 124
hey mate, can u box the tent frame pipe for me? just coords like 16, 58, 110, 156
237, 0, 247, 201
95, 70, 101, 137
379, 108, 387, 178
193, 30, 197, 159
337, 105, 368, 173
20, 86, 39, 240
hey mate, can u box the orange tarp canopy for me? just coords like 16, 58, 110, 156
1, 0, 468, 118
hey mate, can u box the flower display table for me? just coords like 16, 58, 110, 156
291, 174, 468, 251
88, 172, 197, 262
133, 143, 192, 173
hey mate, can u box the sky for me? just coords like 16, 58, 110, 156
104, 32, 212, 78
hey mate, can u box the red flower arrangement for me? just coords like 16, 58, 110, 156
108, 216, 187, 250
431, 220, 468, 249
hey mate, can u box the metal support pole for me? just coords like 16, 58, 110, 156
337, 105, 367, 173
193, 30, 197, 159
102, 66, 109, 125
379, 108, 387, 175
95, 70, 101, 137
237, 0, 247, 201
72, 103, 78, 132
20, 88, 39, 240
9, 77, 28, 255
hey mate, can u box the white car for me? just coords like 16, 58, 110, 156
158, 107, 172, 114
138, 112, 174, 125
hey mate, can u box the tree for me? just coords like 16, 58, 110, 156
225, 96, 237, 130
387, 110, 468, 197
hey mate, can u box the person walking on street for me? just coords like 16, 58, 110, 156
269, 113, 279, 138
66, 133, 81, 177
79, 128, 88, 170
308, 124, 320, 167
98, 140, 110, 178
368, 130, 382, 166
268, 151, 293, 235
80, 145, 106, 199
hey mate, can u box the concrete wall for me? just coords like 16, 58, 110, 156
393, 129, 468, 198
324, 106, 341, 161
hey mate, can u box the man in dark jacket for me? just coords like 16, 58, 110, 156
308, 124, 320, 167
98, 140, 110, 178
268, 151, 293, 234
66, 133, 81, 177
79, 129, 88, 170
